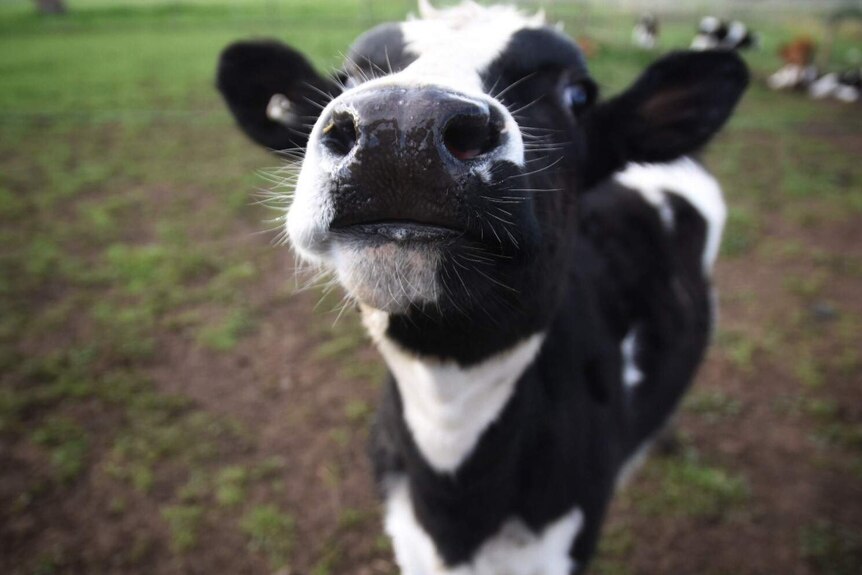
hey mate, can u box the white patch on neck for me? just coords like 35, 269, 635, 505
362, 308, 544, 473
615, 157, 726, 275
385, 479, 583, 575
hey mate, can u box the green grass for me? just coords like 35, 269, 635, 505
310, 545, 343, 575
634, 452, 749, 520
721, 206, 760, 257
197, 307, 255, 351
106, 391, 246, 492
683, 390, 743, 423
31, 417, 90, 483
162, 504, 205, 552
591, 523, 635, 575
794, 351, 828, 389
0, 2, 390, 115
241, 504, 296, 569
215, 465, 248, 507
715, 329, 764, 372
344, 398, 373, 425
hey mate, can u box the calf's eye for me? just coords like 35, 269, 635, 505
563, 83, 591, 112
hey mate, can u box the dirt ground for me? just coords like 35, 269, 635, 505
3, 133, 860, 575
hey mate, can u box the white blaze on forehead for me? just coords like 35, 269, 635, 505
400, 1, 544, 93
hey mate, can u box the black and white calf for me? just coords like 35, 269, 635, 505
217, 2, 748, 573
808, 68, 861, 103
691, 16, 757, 51
631, 14, 659, 50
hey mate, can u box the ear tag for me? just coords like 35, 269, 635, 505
266, 93, 293, 125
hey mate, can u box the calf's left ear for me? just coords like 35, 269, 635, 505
217, 40, 343, 152
582, 50, 749, 188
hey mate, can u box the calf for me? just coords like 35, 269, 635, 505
768, 37, 819, 91
691, 16, 757, 51
631, 13, 659, 50
767, 37, 860, 102
217, 2, 748, 573
809, 67, 861, 103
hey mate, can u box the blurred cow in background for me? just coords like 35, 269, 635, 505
768, 37, 819, 91
809, 67, 861, 103
691, 16, 757, 51
768, 36, 860, 103
632, 14, 659, 50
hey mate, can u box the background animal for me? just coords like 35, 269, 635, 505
808, 67, 862, 102
768, 36, 819, 90
691, 16, 758, 51
632, 13, 659, 49
218, 2, 748, 573
768, 36, 860, 102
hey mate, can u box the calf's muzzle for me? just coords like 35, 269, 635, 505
319, 86, 510, 238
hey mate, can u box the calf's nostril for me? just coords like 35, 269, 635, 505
443, 109, 503, 162
321, 111, 358, 156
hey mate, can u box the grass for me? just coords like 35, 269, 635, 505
30, 416, 90, 483
634, 451, 749, 520
683, 389, 743, 423
794, 351, 827, 389
721, 206, 760, 257
197, 307, 255, 351
715, 329, 770, 372
592, 523, 634, 575
215, 465, 248, 507
162, 504, 205, 552
344, 399, 373, 425
241, 504, 296, 569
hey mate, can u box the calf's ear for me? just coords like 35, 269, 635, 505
217, 40, 342, 152
581, 50, 748, 188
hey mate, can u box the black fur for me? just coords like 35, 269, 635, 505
217, 40, 341, 150
346, 23, 416, 79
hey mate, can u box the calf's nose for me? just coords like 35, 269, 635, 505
318, 86, 506, 173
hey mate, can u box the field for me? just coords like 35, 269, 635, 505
1, 1, 860, 574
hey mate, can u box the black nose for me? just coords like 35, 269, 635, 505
320, 110, 358, 156
319, 87, 506, 169
441, 104, 504, 162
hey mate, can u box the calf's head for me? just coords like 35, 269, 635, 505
218, 1, 748, 363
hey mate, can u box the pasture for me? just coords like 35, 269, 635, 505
0, 1, 860, 573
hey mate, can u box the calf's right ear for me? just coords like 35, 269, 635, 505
217, 40, 343, 152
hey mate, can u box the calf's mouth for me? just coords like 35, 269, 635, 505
330, 220, 463, 243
